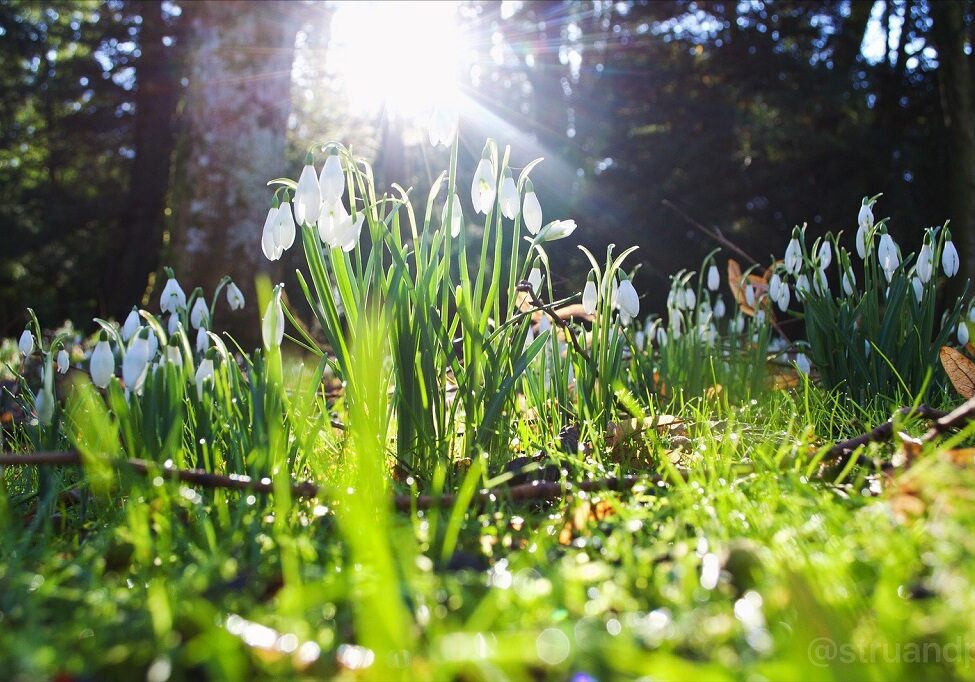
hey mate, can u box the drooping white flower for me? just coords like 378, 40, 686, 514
442, 194, 462, 238
769, 273, 782, 302
684, 287, 696, 311
878, 233, 899, 279
795, 353, 811, 375
634, 330, 646, 351
160, 277, 187, 314
744, 284, 756, 308
912, 276, 923, 303
167, 313, 180, 335
784, 238, 802, 274
122, 307, 140, 341
527, 267, 543, 293
226, 282, 245, 311
318, 199, 364, 251
755, 309, 766, 326
818, 241, 832, 270
471, 158, 497, 215
943, 239, 960, 277
969, 306, 975, 323
615, 279, 640, 324
814, 267, 829, 295
276, 201, 297, 251
916, 243, 934, 283
122, 331, 151, 396
656, 326, 668, 347
855, 223, 868, 260
89, 336, 114, 388
18, 329, 33, 356
959, 322, 970, 346
427, 103, 458, 148
196, 327, 209, 354
582, 278, 598, 315
732, 314, 745, 334
190, 296, 209, 330
56, 349, 69, 374
841, 268, 856, 296
858, 201, 874, 232
523, 190, 542, 235
165, 338, 183, 368
195, 356, 215, 400
714, 296, 727, 319
795, 273, 810, 299
707, 265, 719, 291
776, 282, 791, 311
539, 219, 577, 242
261, 205, 282, 261
262, 286, 285, 350
319, 153, 345, 203
293, 163, 322, 226
499, 174, 519, 220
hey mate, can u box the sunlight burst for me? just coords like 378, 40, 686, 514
328, 1, 463, 121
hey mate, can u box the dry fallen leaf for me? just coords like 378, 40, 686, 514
939, 346, 975, 398
726, 258, 771, 317
606, 415, 684, 447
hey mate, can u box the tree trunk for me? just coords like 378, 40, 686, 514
931, 0, 975, 288
101, 1, 185, 318
169, 0, 298, 343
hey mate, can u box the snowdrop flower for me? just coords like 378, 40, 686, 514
428, 102, 458, 148
262, 285, 285, 350
916, 243, 934, 283
471, 156, 497, 215
878, 233, 899, 280
755, 309, 766, 326
293, 162, 322, 226
56, 349, 69, 374
261, 204, 283, 261
18, 329, 33, 356
442, 194, 462, 238
167, 313, 180, 335
912, 276, 923, 303
732, 314, 745, 334
319, 152, 345, 204
714, 295, 726, 319
634, 330, 646, 351
523, 186, 542, 235
582, 276, 598, 315
744, 284, 755, 308
769, 273, 781, 302
89, 333, 114, 388
943, 236, 959, 277
656, 326, 668, 348
615, 278, 640, 324
195, 353, 215, 400
959, 322, 970, 346
539, 219, 577, 242
190, 295, 209, 330
795, 353, 811, 375
165, 337, 183, 368
160, 276, 187, 314
841, 268, 856, 296
226, 282, 245, 311
814, 267, 829, 295
817, 241, 832, 269
858, 199, 874, 231
784, 237, 802, 274
276, 200, 297, 249
684, 287, 696, 311
498, 172, 519, 220
527, 267, 543, 293
856, 201, 874, 259
196, 327, 209, 354
318, 199, 364, 251
795, 273, 810, 299
122, 307, 140, 341
122, 329, 152, 396
776, 282, 791, 311
707, 265, 719, 291
969, 306, 975, 323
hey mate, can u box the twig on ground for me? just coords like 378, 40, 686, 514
0, 450, 666, 510
824, 404, 949, 467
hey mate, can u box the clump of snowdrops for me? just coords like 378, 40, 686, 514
776, 195, 968, 402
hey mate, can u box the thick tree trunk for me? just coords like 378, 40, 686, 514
101, 1, 185, 318
931, 1, 975, 288
169, 1, 298, 343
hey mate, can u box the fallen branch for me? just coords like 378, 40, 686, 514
0, 450, 664, 511
824, 405, 949, 466
922, 395, 975, 441
662, 199, 760, 267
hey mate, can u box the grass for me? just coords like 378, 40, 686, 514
3, 380, 975, 680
